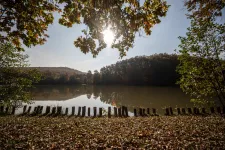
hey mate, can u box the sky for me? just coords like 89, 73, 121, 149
25, 0, 190, 72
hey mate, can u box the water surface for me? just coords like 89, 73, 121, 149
16, 85, 193, 115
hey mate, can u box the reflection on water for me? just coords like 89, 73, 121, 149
17, 85, 194, 115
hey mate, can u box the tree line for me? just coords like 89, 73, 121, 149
88, 53, 179, 86
24, 53, 179, 86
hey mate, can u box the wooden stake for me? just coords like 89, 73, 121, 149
169, 107, 173, 115
217, 107, 221, 114
188, 108, 192, 114
143, 109, 146, 116
202, 108, 206, 114
39, 106, 43, 114
93, 107, 97, 117
134, 108, 137, 117
182, 108, 186, 114
193, 107, 197, 115
5, 107, 9, 114
139, 108, 143, 116
57, 106, 62, 115
82, 106, 86, 117
88, 107, 90, 117
33, 107, 37, 115
108, 107, 111, 118
177, 108, 181, 115
45, 106, 50, 115
152, 108, 156, 115
0, 106, 4, 113
71, 107, 75, 116
52, 107, 56, 115
78, 107, 81, 116
11, 106, 16, 115
99, 107, 102, 117
27, 106, 31, 114
125, 107, 129, 117
147, 108, 150, 115
165, 108, 170, 116
23, 105, 27, 114
210, 107, 215, 114
114, 107, 118, 117
36, 106, 41, 114
118, 107, 122, 117
122, 106, 125, 117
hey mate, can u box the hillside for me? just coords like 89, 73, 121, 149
26, 67, 85, 75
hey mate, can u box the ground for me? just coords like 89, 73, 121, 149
0, 116, 224, 149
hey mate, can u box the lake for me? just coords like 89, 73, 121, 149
15, 85, 194, 115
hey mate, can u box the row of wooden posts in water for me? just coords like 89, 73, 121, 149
1, 105, 225, 117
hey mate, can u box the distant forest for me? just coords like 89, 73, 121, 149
34, 53, 179, 86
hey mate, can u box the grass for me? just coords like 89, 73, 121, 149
0, 116, 225, 149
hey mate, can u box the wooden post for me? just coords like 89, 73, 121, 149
152, 108, 156, 115
36, 106, 41, 114
139, 108, 143, 116
143, 109, 146, 116
193, 107, 197, 115
202, 108, 206, 114
118, 107, 122, 117
88, 107, 90, 117
196, 108, 200, 115
165, 108, 170, 116
39, 106, 43, 114
33, 107, 37, 114
5, 107, 9, 114
27, 106, 32, 114
45, 106, 50, 114
223, 107, 225, 114
114, 107, 118, 117
0, 106, 4, 113
169, 107, 173, 115
217, 107, 221, 114
108, 107, 111, 118
11, 106, 16, 115
23, 105, 27, 114
177, 108, 181, 115
93, 107, 97, 117
125, 107, 129, 117
122, 106, 125, 117
65, 108, 68, 115
71, 107, 75, 116
52, 107, 56, 115
99, 107, 102, 117
188, 108, 192, 114
78, 107, 81, 116
147, 108, 150, 115
57, 106, 62, 115
210, 107, 215, 114
134, 108, 137, 117
182, 108, 186, 114
82, 106, 86, 117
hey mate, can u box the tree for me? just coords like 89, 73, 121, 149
0, 0, 59, 51
184, 0, 225, 22
1, 0, 169, 57
0, 43, 41, 107
59, 0, 169, 57
99, 54, 179, 85
93, 70, 101, 84
177, 19, 225, 107
86, 70, 93, 84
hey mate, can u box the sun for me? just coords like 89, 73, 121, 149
102, 27, 115, 46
